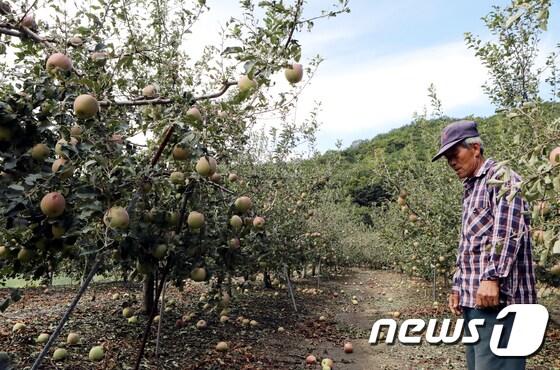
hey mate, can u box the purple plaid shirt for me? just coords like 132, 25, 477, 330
452, 158, 537, 308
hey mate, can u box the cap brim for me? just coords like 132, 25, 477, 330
431, 138, 463, 162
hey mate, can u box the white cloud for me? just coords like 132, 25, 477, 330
296, 41, 490, 138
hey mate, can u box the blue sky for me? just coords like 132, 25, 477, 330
287, 0, 560, 152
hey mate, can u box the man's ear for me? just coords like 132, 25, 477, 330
471, 143, 481, 158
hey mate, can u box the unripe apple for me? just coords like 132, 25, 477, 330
549, 147, 560, 165
67, 332, 80, 345
122, 307, 133, 318
186, 107, 202, 122
53, 348, 67, 361
128, 315, 138, 324
252, 216, 265, 229
228, 173, 238, 182
234, 196, 252, 213
321, 358, 334, 368
36, 333, 49, 344
55, 138, 76, 157
152, 244, 167, 259
238, 75, 256, 92
230, 215, 243, 230
344, 342, 353, 353
216, 341, 229, 352
40, 192, 66, 218
196, 156, 217, 177
170, 171, 185, 185
0, 246, 8, 259
0, 126, 12, 141
284, 63, 303, 83
103, 206, 129, 229
70, 125, 83, 137
73, 94, 99, 119
46, 53, 73, 73
191, 267, 207, 282
31, 143, 50, 160
89, 345, 104, 361
142, 84, 157, 98
187, 211, 205, 229
172, 146, 190, 160
12, 322, 26, 332
51, 158, 74, 179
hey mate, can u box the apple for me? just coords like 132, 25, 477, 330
152, 244, 167, 259
186, 107, 202, 122
230, 215, 243, 230
55, 138, 77, 157
0, 246, 8, 259
70, 125, 83, 137
409, 214, 418, 222
90, 51, 108, 64
229, 238, 240, 250
228, 173, 238, 182
549, 147, 560, 165
551, 263, 560, 276
46, 53, 73, 73
20, 13, 37, 29
306, 355, 316, 364
234, 196, 252, 213
277, 327, 285, 332
252, 216, 265, 229
67, 332, 80, 345
319, 315, 326, 321
220, 315, 229, 323
142, 84, 157, 98
128, 315, 138, 324
12, 322, 25, 332
53, 348, 67, 361
238, 75, 256, 92
191, 267, 207, 282
36, 333, 49, 343
122, 307, 133, 318
103, 206, 129, 229
195, 156, 217, 177
284, 63, 303, 83
31, 143, 50, 160
210, 173, 222, 183
89, 345, 104, 361
393, 311, 401, 318
344, 342, 353, 353
52, 158, 74, 179
321, 358, 334, 368
170, 171, 185, 185
73, 94, 99, 119
249, 320, 258, 326
172, 146, 190, 160
40, 192, 66, 218
397, 196, 406, 206
196, 319, 207, 329
187, 211, 205, 229
68, 35, 83, 47
216, 341, 229, 352
153, 315, 160, 323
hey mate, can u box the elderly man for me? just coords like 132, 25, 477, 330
432, 120, 537, 370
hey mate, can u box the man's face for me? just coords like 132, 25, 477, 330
443, 143, 481, 179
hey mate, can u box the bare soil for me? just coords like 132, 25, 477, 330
1, 268, 558, 369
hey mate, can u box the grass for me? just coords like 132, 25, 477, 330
1, 275, 119, 288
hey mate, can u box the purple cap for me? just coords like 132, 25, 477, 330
432, 120, 480, 162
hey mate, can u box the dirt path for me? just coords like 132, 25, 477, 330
1, 268, 558, 369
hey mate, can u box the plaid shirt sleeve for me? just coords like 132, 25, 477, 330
480, 185, 526, 280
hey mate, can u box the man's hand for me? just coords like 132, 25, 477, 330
448, 292, 462, 316
475, 280, 499, 308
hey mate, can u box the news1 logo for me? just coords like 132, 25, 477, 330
369, 304, 549, 356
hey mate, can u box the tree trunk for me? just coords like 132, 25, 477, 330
143, 272, 155, 315
311, 264, 316, 277
263, 270, 272, 289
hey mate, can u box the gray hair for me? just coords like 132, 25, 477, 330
461, 136, 484, 155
